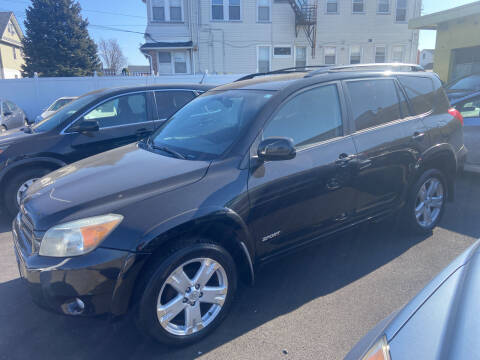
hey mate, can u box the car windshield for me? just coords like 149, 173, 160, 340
48, 98, 74, 112
149, 90, 274, 160
32, 93, 98, 132
447, 74, 480, 90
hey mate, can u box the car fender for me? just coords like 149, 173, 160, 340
0, 156, 67, 184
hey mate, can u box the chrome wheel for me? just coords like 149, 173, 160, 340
157, 257, 228, 336
16, 178, 39, 205
415, 177, 444, 228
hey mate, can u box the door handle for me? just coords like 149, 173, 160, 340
412, 131, 425, 140
335, 153, 356, 168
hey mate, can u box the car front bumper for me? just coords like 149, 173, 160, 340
12, 215, 142, 317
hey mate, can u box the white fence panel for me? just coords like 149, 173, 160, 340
0, 74, 244, 120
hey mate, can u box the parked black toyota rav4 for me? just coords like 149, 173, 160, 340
12, 65, 466, 346
0, 83, 213, 216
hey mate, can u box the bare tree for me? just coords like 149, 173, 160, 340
98, 38, 128, 75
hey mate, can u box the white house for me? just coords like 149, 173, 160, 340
140, 0, 421, 75
419, 48, 434, 69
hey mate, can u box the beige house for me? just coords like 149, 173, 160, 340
0, 12, 24, 79
140, 0, 420, 75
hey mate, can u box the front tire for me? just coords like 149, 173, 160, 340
135, 242, 237, 346
404, 169, 447, 235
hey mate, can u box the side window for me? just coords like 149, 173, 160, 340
347, 79, 402, 131
155, 91, 196, 120
397, 76, 435, 115
455, 95, 480, 119
263, 84, 343, 148
83, 93, 147, 128
6, 101, 16, 111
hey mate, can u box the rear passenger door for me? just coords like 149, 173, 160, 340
344, 78, 428, 217
248, 83, 359, 258
153, 90, 197, 129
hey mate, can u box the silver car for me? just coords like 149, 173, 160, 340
1, 99, 26, 132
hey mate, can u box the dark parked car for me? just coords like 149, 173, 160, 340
1, 98, 27, 132
13, 65, 465, 346
344, 239, 480, 360
0, 84, 213, 216
445, 73, 480, 101
451, 91, 480, 169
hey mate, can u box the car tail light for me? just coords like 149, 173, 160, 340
448, 108, 464, 126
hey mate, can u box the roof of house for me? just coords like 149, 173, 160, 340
0, 11, 24, 40
409, 1, 480, 30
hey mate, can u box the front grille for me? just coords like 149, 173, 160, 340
19, 210, 42, 253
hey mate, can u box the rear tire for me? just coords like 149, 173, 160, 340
4, 167, 51, 217
404, 169, 447, 235
135, 241, 237, 346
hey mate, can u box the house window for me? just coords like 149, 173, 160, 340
274, 47, 292, 57
12, 47, 16, 60
352, 0, 364, 13
213, 0, 241, 20
158, 51, 190, 74
295, 46, 307, 67
324, 47, 336, 65
152, 0, 183, 22
350, 45, 361, 64
8, 22, 15, 34
396, 0, 407, 21
158, 52, 172, 74
174, 52, 187, 73
377, 0, 389, 13
170, 0, 182, 21
375, 46, 386, 63
392, 45, 404, 62
258, 0, 271, 22
229, 0, 241, 20
326, 0, 338, 14
258, 46, 271, 72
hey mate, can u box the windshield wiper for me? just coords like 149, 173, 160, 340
151, 144, 186, 160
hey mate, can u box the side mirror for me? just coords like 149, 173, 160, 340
72, 119, 100, 133
258, 137, 296, 162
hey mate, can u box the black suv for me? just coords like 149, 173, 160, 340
0, 84, 213, 216
12, 66, 466, 346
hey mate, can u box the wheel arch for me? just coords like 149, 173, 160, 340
419, 144, 457, 201
137, 207, 256, 287
0, 156, 67, 188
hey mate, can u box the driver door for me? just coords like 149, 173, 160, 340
65, 92, 155, 162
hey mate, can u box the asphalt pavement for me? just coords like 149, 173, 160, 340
1, 173, 479, 360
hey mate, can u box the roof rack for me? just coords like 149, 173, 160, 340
235, 65, 329, 82
305, 63, 425, 77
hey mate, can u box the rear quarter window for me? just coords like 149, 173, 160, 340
397, 75, 439, 115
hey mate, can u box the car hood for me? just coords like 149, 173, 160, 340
23, 143, 211, 230
345, 240, 480, 360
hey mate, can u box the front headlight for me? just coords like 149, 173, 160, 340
39, 214, 123, 257
362, 336, 391, 360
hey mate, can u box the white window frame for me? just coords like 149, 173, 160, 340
375, 45, 387, 63
395, 0, 407, 22
157, 50, 191, 74
7, 22, 15, 35
324, 46, 337, 65
294, 46, 308, 67
273, 45, 292, 58
391, 45, 405, 63
352, 0, 365, 14
377, 0, 390, 14
257, 0, 271, 22
257, 45, 271, 73
349, 45, 362, 64
151, 0, 184, 22
211, 0, 242, 21
326, 0, 338, 14
12, 46, 17, 60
